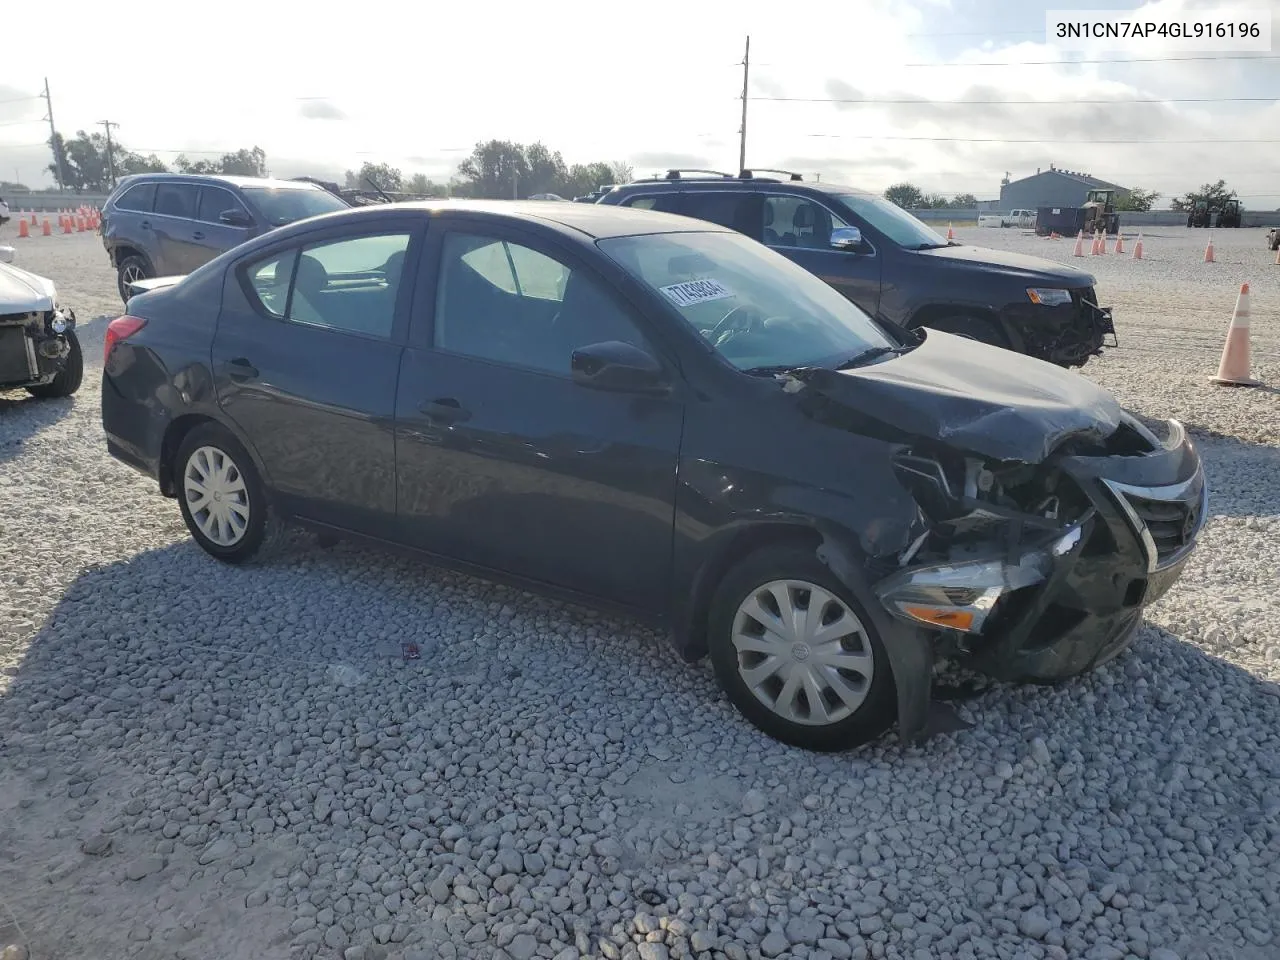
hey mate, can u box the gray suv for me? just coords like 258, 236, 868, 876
101, 173, 350, 303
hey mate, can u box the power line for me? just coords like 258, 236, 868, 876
746, 53, 1280, 68
0, 93, 40, 106
750, 95, 1280, 105
801, 132, 1280, 144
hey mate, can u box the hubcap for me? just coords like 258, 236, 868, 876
121, 264, 144, 286
183, 446, 250, 547
731, 579, 875, 726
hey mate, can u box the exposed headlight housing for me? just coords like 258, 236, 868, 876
1027, 287, 1073, 306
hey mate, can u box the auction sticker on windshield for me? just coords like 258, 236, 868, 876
660, 278, 733, 307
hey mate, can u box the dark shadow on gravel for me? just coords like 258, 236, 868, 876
3, 534, 1280, 959
0, 391, 74, 464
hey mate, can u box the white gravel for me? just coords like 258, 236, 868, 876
1, 224, 1278, 960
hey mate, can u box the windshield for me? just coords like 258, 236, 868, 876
836, 193, 949, 249
240, 186, 349, 227
598, 230, 894, 372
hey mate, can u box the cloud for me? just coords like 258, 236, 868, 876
627, 152, 714, 173
297, 99, 346, 121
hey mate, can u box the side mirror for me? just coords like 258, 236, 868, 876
830, 226, 863, 251
571, 341, 669, 395
219, 209, 252, 227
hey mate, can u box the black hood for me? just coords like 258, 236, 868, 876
798, 329, 1122, 463
915, 243, 1095, 286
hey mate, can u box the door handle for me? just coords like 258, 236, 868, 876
226, 358, 259, 381
418, 398, 470, 424
192, 231, 205, 240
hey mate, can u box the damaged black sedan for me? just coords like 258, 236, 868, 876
101, 200, 1206, 751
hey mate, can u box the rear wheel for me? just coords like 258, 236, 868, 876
117, 254, 152, 305
26, 330, 83, 398
922, 314, 1010, 350
707, 546, 896, 752
174, 423, 285, 564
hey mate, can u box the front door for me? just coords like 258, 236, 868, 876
212, 222, 420, 535
150, 182, 207, 275
394, 220, 684, 612
761, 195, 883, 316
192, 185, 253, 271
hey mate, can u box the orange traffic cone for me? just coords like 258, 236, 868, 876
42, 218, 52, 236
29, 212, 37, 226
76, 217, 85, 232
1211, 283, 1261, 387
1073, 230, 1085, 256
18, 219, 29, 239
1204, 235, 1215, 262
1091, 231, 1102, 255
1133, 233, 1144, 260
1114, 233, 1124, 254
61, 217, 72, 235
947, 223, 955, 240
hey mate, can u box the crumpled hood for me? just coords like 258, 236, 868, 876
916, 243, 1096, 285
798, 329, 1123, 462
0, 261, 57, 314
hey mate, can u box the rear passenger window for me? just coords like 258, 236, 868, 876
114, 183, 155, 213
154, 183, 199, 219
624, 194, 680, 213
290, 233, 412, 338
679, 193, 762, 240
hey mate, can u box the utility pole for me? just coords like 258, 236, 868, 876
41, 77, 65, 193
100, 120, 119, 189
737, 35, 750, 175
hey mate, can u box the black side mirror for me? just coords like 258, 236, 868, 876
571, 341, 669, 395
219, 209, 252, 227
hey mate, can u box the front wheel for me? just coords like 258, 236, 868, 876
174, 423, 285, 564
707, 546, 897, 752
26, 329, 83, 398
116, 254, 152, 305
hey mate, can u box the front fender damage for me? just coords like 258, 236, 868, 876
814, 524, 941, 746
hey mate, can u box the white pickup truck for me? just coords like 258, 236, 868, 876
978, 209, 1036, 229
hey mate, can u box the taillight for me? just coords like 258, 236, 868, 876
104, 315, 147, 365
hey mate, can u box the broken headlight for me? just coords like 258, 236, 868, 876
1026, 287, 1073, 306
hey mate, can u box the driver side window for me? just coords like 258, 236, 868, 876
434, 232, 650, 376
763, 196, 849, 250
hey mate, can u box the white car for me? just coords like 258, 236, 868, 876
0, 196, 10, 226
0, 247, 83, 398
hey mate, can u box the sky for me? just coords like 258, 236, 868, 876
2, 0, 1279, 209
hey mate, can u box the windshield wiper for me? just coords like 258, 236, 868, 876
834, 345, 911, 369
742, 363, 806, 377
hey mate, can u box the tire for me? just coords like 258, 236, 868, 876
707, 545, 897, 752
922, 314, 1009, 350
174, 423, 286, 565
116, 253, 152, 305
25, 329, 83, 399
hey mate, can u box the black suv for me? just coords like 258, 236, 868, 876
599, 169, 1116, 367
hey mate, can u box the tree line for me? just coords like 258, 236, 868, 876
39, 131, 631, 201
880, 179, 1254, 214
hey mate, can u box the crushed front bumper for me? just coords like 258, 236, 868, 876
875, 419, 1207, 682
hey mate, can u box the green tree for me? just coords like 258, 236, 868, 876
952, 193, 978, 207
344, 162, 404, 192
921, 193, 950, 209
1115, 187, 1160, 212
457, 140, 531, 199
1169, 179, 1233, 213
884, 182, 924, 208
175, 146, 267, 178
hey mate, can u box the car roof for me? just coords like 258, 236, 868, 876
609, 177, 873, 200
306, 199, 736, 240
114, 172, 321, 191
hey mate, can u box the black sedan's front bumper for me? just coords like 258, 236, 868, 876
875, 419, 1207, 683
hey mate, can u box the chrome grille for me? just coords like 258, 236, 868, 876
1104, 474, 1207, 572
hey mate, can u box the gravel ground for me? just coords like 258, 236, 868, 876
1, 223, 1278, 960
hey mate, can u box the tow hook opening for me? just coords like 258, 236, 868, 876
37, 337, 68, 360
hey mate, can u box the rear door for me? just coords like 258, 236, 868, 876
193, 185, 254, 267
675, 191, 764, 241
211, 216, 422, 536
761, 194, 883, 316
151, 182, 205, 274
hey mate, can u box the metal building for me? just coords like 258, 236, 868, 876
998, 165, 1129, 209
